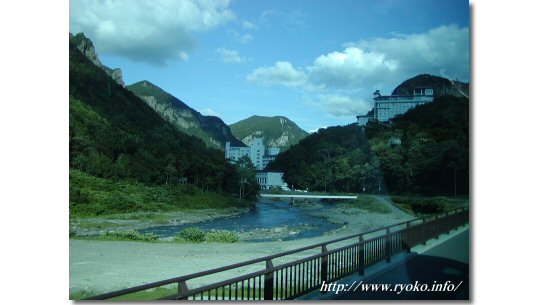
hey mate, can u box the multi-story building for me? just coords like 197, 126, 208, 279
225, 137, 280, 170
357, 87, 435, 125
255, 171, 286, 190
262, 147, 280, 169
224, 144, 250, 163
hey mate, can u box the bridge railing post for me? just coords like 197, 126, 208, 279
385, 228, 391, 263
264, 259, 274, 300
434, 214, 439, 239
321, 245, 328, 290
405, 221, 411, 253
422, 218, 427, 245
177, 280, 189, 300
358, 235, 365, 276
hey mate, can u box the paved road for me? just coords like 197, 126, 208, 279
336, 228, 469, 300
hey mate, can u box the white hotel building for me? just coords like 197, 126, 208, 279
357, 87, 435, 125
225, 138, 286, 190
225, 138, 280, 171
255, 171, 286, 191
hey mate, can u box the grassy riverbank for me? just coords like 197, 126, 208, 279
335, 195, 392, 214
390, 196, 469, 216
70, 169, 252, 217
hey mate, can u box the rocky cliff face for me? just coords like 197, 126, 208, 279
127, 80, 245, 150
69, 33, 125, 86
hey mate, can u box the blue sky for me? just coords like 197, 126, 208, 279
70, 0, 470, 132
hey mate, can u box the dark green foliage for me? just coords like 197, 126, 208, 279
69, 37, 253, 208
390, 196, 447, 214
206, 231, 239, 243
235, 156, 261, 200
69, 169, 252, 217
174, 228, 239, 243
268, 95, 469, 196
267, 124, 382, 193
367, 96, 469, 196
391, 74, 469, 97
175, 227, 206, 242
103, 231, 159, 242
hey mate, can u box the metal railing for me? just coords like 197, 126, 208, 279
85, 206, 469, 300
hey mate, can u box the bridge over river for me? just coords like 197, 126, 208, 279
259, 194, 357, 200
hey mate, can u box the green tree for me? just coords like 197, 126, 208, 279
234, 156, 260, 200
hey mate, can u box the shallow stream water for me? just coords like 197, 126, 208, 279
138, 201, 342, 242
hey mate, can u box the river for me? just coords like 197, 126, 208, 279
138, 201, 343, 242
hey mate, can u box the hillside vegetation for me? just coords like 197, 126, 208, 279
69, 36, 256, 216
268, 95, 469, 196
127, 80, 244, 149
70, 169, 251, 217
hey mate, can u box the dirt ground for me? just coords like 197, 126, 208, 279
69, 198, 413, 297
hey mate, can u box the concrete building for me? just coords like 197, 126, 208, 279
225, 137, 280, 170
249, 138, 265, 170
357, 114, 374, 126
224, 144, 250, 163
255, 171, 286, 190
262, 147, 280, 169
357, 88, 434, 125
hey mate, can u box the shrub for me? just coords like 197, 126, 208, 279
410, 199, 446, 214
103, 230, 159, 241
70, 186, 90, 204
175, 227, 206, 243
206, 230, 239, 243
390, 196, 447, 215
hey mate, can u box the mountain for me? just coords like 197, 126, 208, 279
230, 115, 309, 150
391, 74, 469, 98
127, 80, 245, 150
69, 34, 245, 200
69, 33, 124, 86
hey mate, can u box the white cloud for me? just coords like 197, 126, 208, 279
247, 25, 469, 118
228, 29, 253, 44
354, 24, 470, 83
70, 0, 235, 65
238, 33, 253, 44
200, 108, 221, 117
216, 47, 246, 63
248, 25, 469, 91
241, 20, 257, 30
316, 95, 372, 117
307, 47, 398, 89
259, 10, 281, 25
308, 127, 327, 134
246, 61, 307, 87
259, 9, 307, 31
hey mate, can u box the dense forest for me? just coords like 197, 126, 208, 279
268, 95, 469, 196
69, 39, 258, 215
